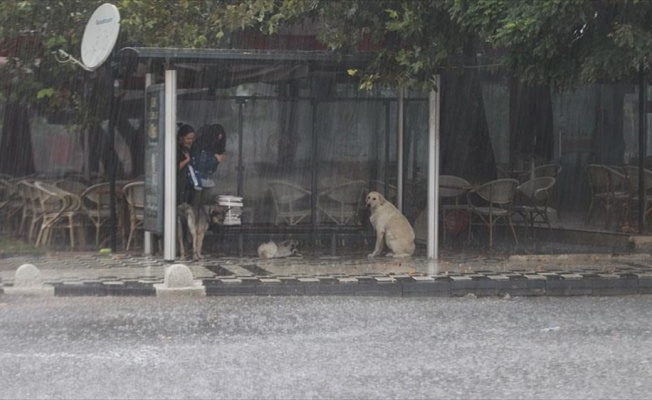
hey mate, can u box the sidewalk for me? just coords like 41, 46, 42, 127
2, 249, 652, 297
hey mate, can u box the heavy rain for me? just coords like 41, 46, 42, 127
1, 1, 652, 398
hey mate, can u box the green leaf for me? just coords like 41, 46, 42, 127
36, 88, 55, 99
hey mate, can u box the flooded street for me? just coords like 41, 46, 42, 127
1, 295, 651, 399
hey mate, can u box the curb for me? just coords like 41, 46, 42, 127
2, 272, 651, 297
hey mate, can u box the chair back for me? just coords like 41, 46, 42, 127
586, 164, 613, 195
123, 181, 145, 212
80, 182, 111, 213
473, 179, 519, 206
268, 181, 312, 225
0, 179, 19, 202
123, 181, 145, 250
17, 179, 41, 210
534, 164, 561, 178
519, 163, 562, 182
33, 181, 68, 214
269, 181, 311, 204
322, 180, 366, 205
439, 175, 471, 198
55, 180, 88, 195
517, 177, 556, 202
0, 178, 19, 202
623, 165, 652, 195
605, 165, 626, 192
318, 180, 367, 225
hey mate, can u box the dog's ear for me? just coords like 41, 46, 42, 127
378, 193, 386, 205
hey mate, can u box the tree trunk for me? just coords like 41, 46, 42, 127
440, 69, 496, 183
508, 80, 554, 169
0, 102, 35, 177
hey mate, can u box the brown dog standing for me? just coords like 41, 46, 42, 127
177, 203, 225, 261
365, 191, 415, 258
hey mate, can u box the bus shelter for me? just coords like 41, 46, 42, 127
115, 47, 442, 261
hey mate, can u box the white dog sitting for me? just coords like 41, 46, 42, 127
365, 191, 415, 258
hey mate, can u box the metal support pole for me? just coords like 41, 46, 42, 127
163, 69, 177, 261
428, 76, 441, 260
143, 72, 153, 255
236, 97, 245, 197
397, 88, 405, 212
108, 64, 118, 253
310, 99, 319, 226
384, 101, 391, 198
638, 64, 647, 233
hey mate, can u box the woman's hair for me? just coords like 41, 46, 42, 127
177, 123, 195, 140
194, 124, 226, 154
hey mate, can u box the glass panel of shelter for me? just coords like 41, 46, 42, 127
177, 79, 433, 228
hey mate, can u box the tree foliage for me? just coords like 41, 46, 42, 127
449, 0, 652, 89
1, 0, 652, 109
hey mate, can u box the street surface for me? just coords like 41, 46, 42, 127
1, 295, 651, 399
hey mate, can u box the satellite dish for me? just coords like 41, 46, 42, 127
80, 3, 120, 71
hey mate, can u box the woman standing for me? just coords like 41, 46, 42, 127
192, 123, 227, 202
177, 123, 197, 205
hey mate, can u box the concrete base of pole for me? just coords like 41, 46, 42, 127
4, 264, 54, 297
154, 264, 205, 297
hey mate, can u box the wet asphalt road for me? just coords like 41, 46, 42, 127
1, 295, 651, 399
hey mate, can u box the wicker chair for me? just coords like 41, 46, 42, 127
467, 178, 519, 247
269, 181, 312, 225
123, 181, 145, 250
318, 180, 367, 225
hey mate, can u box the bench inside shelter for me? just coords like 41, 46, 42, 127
204, 223, 372, 257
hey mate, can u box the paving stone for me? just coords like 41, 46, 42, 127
259, 278, 282, 284
353, 282, 402, 297
304, 282, 360, 296
219, 278, 243, 284
55, 282, 107, 297
239, 277, 263, 285
451, 276, 497, 297
374, 276, 397, 283
297, 278, 320, 283
497, 277, 545, 297
486, 274, 510, 281
257, 283, 304, 296
355, 276, 378, 284
390, 274, 415, 282
560, 273, 584, 280
523, 274, 547, 280
109, 282, 156, 297
401, 280, 451, 297
637, 277, 652, 295
206, 283, 258, 296
546, 278, 593, 296
337, 277, 359, 284
592, 277, 638, 296
539, 272, 562, 280
278, 277, 300, 285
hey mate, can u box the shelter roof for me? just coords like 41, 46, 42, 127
116, 47, 375, 90
117, 47, 373, 67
